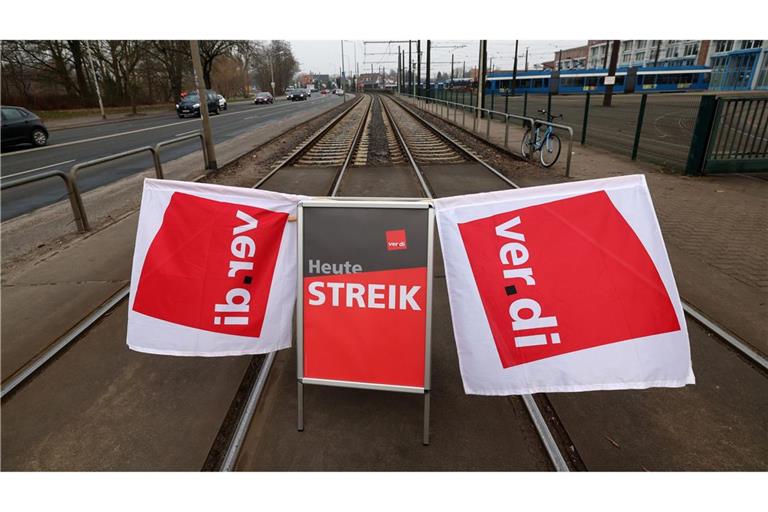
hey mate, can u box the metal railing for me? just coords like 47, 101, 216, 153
2, 132, 208, 233
155, 132, 209, 179
397, 92, 574, 177
68, 146, 160, 231
1, 170, 88, 232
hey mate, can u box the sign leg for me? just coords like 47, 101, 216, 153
298, 381, 304, 432
422, 390, 431, 446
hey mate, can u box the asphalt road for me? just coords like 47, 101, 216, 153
0, 94, 345, 220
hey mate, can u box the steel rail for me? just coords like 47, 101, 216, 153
220, 352, 276, 471
682, 301, 768, 372
381, 93, 570, 472
329, 95, 374, 196
389, 95, 520, 189
1, 286, 130, 399
379, 96, 434, 199
253, 95, 365, 189
219, 94, 373, 470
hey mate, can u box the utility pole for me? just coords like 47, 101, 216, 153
558, 49, 563, 70
416, 40, 421, 96
524, 47, 529, 71
190, 40, 217, 170
653, 39, 662, 66
426, 40, 431, 98
340, 40, 346, 102
450, 53, 454, 83
603, 40, 620, 107
512, 39, 519, 96
408, 41, 412, 94
477, 40, 488, 118
85, 42, 106, 120
603, 41, 610, 68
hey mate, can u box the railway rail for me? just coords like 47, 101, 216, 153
3, 92, 766, 472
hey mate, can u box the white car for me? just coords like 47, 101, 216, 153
334, 89, 344, 96
218, 94, 227, 111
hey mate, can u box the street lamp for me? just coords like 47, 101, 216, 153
269, 49, 287, 97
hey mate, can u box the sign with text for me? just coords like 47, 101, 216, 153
434, 175, 694, 395
298, 200, 433, 392
127, 179, 305, 356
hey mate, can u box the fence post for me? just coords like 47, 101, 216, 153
581, 92, 590, 145
505, 115, 510, 147
523, 91, 528, 123
685, 95, 719, 176
490, 92, 495, 120
631, 93, 648, 160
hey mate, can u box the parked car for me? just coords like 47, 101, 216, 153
320, 89, 329, 95
1, 106, 49, 148
217, 94, 227, 111
287, 89, 307, 101
334, 89, 345, 96
253, 92, 274, 104
176, 91, 221, 118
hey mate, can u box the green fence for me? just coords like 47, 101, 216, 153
686, 95, 768, 175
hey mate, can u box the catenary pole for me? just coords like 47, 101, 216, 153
603, 39, 620, 107
190, 40, 217, 170
477, 39, 488, 118
512, 39, 519, 96
416, 40, 421, 96
426, 40, 431, 98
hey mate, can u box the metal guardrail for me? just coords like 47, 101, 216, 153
155, 132, 209, 179
398, 92, 574, 178
1, 170, 89, 232
68, 145, 160, 231
2, 132, 209, 233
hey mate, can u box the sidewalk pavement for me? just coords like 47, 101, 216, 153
400, 95, 767, 356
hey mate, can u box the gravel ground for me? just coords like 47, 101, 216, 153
366, 96, 392, 165
203, 100, 355, 188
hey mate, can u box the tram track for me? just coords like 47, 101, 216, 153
3, 92, 765, 472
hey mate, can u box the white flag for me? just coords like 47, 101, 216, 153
127, 179, 305, 356
434, 175, 694, 395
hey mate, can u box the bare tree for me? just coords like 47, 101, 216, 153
149, 41, 191, 102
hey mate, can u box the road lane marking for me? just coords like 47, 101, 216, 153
0, 99, 333, 158
1, 159, 76, 180
175, 130, 199, 137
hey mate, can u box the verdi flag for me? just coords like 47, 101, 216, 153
434, 175, 694, 395
127, 179, 305, 356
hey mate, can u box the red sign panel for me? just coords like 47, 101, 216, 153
458, 191, 680, 368
133, 192, 288, 337
301, 205, 431, 389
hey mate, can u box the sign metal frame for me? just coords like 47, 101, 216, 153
297, 197, 434, 445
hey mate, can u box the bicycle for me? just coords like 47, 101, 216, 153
521, 109, 563, 168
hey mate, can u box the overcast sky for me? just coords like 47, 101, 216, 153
289, 40, 588, 76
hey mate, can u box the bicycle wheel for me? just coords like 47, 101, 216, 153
521, 128, 533, 159
539, 133, 561, 168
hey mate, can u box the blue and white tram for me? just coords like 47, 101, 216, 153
486, 66, 711, 94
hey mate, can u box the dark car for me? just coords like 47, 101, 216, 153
176, 91, 221, 118
1, 106, 49, 148
286, 89, 307, 101
253, 92, 274, 104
